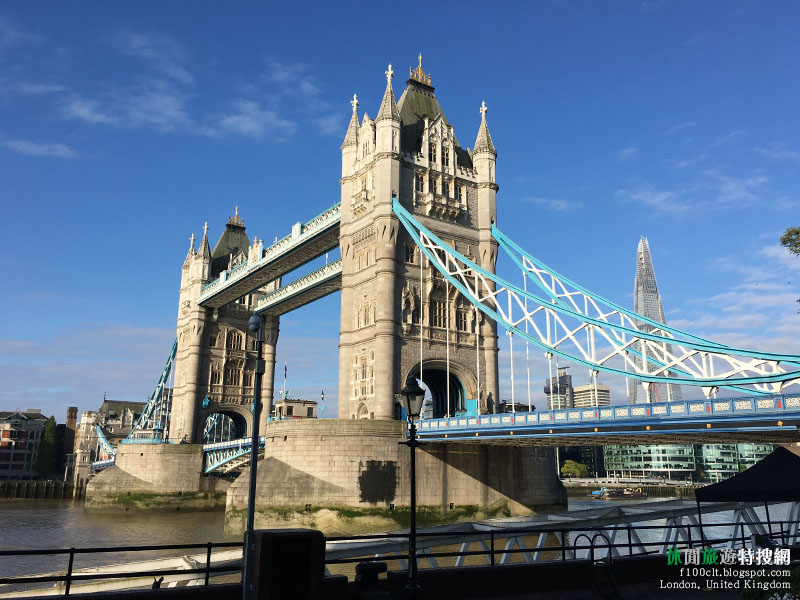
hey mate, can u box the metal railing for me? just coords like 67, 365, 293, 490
0, 542, 242, 597
2, 517, 797, 595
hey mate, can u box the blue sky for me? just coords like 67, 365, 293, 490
1, 1, 799, 421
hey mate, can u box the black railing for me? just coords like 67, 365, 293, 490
1, 519, 796, 595
0, 541, 242, 596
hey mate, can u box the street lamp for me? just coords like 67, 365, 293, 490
320, 390, 325, 418
242, 313, 265, 600
400, 376, 425, 599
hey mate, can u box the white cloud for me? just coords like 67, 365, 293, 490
313, 114, 343, 136
703, 170, 767, 207
0, 15, 42, 47
757, 245, 800, 272
0, 323, 174, 417
1, 137, 77, 158
63, 97, 118, 124
707, 129, 744, 149
114, 31, 194, 85
754, 143, 800, 165
665, 121, 697, 136
205, 100, 295, 139
10, 82, 69, 95
523, 196, 584, 211
618, 146, 637, 160
614, 186, 693, 215
263, 60, 321, 98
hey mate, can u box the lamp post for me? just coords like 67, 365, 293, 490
400, 376, 425, 599
320, 390, 325, 418
242, 313, 265, 600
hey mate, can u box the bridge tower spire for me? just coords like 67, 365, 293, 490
337, 57, 500, 420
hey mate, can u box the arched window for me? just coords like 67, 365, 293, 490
415, 173, 424, 193
227, 330, 243, 350
442, 147, 450, 167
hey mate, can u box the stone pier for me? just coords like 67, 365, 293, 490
225, 419, 566, 535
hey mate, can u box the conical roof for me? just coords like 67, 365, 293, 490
341, 94, 359, 149
376, 64, 400, 121
474, 101, 496, 155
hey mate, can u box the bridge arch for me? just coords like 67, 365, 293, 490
200, 407, 250, 443
405, 360, 478, 419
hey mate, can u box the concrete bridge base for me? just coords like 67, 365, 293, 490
85, 444, 228, 512
225, 419, 566, 535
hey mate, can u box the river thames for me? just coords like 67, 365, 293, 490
1, 497, 784, 579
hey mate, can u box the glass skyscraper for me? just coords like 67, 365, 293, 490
630, 236, 682, 404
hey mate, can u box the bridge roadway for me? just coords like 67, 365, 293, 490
201, 394, 800, 472
197, 202, 340, 309
417, 394, 800, 446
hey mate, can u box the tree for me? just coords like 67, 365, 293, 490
35, 416, 57, 478
780, 227, 800, 256
781, 227, 800, 310
561, 460, 589, 478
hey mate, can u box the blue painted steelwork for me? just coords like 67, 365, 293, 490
121, 339, 177, 443
197, 202, 341, 305
392, 198, 800, 395
254, 258, 342, 315
416, 393, 800, 443
92, 340, 177, 471
202, 436, 266, 473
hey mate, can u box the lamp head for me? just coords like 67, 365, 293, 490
248, 313, 264, 334
400, 376, 425, 419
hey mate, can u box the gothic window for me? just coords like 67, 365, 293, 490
368, 366, 374, 394
405, 244, 417, 264
456, 311, 468, 332
210, 369, 221, 385
225, 369, 240, 386
415, 173, 424, 193
208, 335, 217, 347
428, 142, 437, 163
443, 147, 450, 167
243, 371, 253, 387
432, 301, 446, 328
457, 186, 463, 202
227, 331, 243, 350
360, 359, 368, 396
443, 181, 450, 197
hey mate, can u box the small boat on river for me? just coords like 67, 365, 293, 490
589, 487, 648, 500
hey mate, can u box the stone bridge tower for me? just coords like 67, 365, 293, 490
171, 212, 279, 443
338, 58, 500, 420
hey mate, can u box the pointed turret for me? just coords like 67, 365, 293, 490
474, 101, 496, 156
183, 233, 196, 267
376, 64, 400, 122
341, 94, 359, 149
376, 64, 401, 154
197, 221, 211, 261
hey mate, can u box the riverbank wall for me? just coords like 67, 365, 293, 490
0, 479, 84, 500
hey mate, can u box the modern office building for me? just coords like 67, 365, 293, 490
629, 236, 683, 404
604, 444, 697, 480
544, 366, 573, 410
572, 384, 611, 408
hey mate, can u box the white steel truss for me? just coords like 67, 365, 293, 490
393, 199, 800, 397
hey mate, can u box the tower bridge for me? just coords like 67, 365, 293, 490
87, 57, 800, 524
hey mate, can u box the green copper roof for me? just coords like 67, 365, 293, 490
211, 221, 250, 278
397, 79, 473, 169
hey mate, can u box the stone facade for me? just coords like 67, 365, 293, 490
225, 419, 565, 534
338, 59, 500, 420
86, 443, 228, 511
171, 216, 279, 443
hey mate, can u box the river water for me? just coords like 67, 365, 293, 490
0, 497, 790, 578
0, 500, 236, 578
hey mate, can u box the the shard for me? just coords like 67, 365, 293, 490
629, 237, 682, 404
